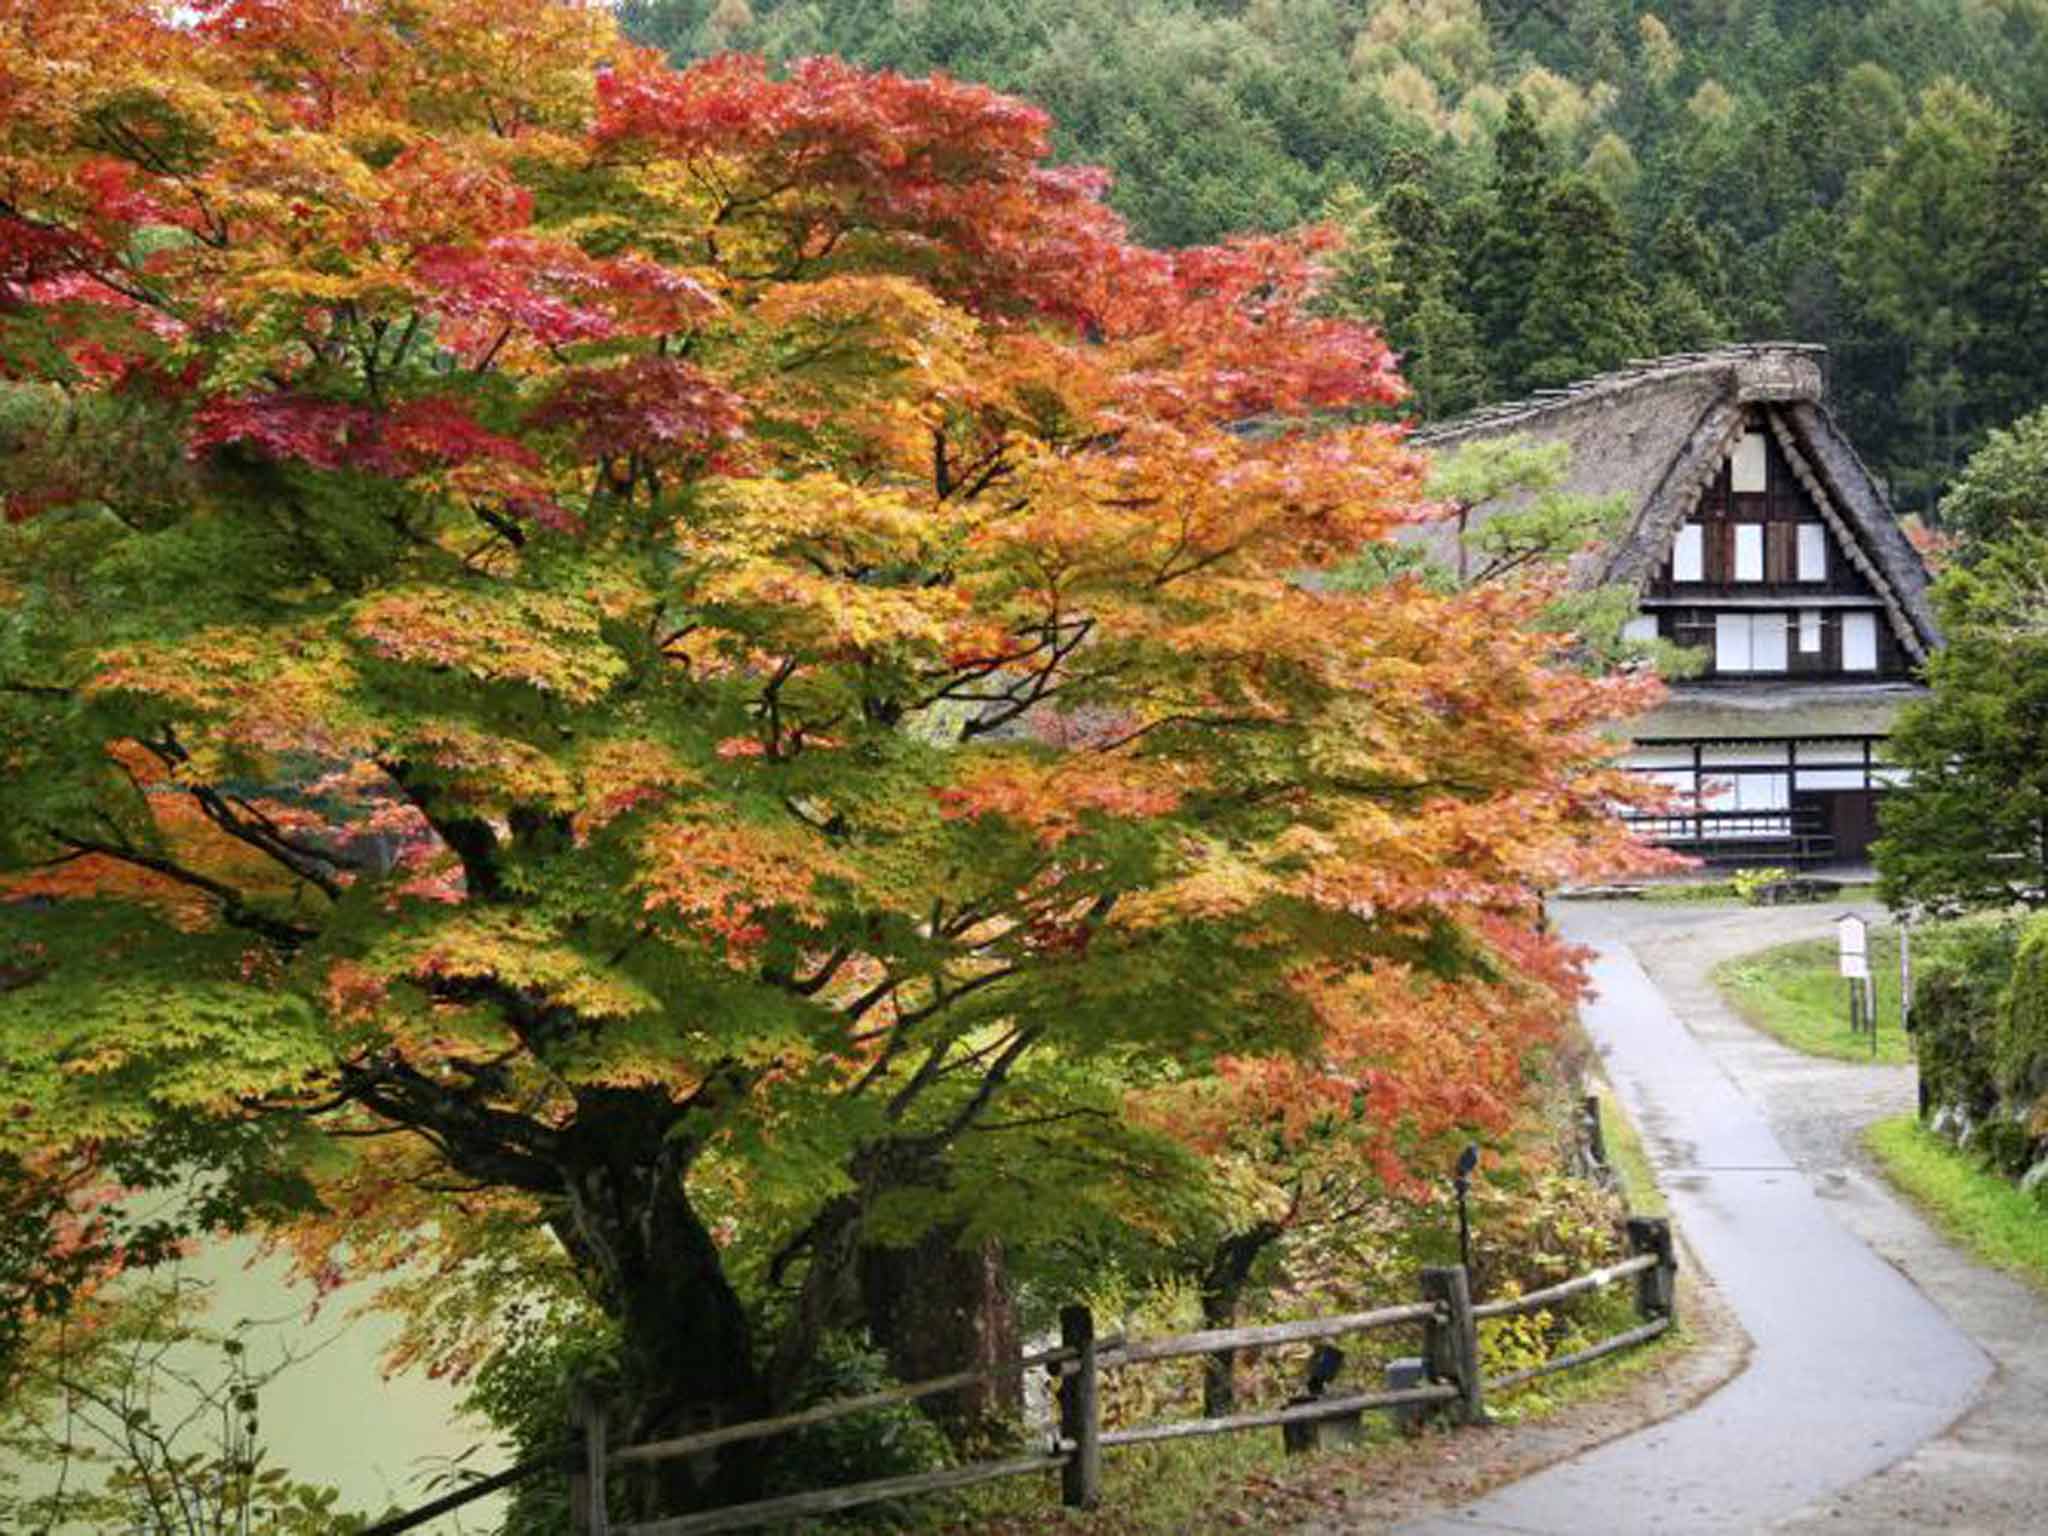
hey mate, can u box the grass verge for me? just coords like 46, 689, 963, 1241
1712, 932, 1911, 1064
1637, 880, 1739, 903
1594, 1081, 1667, 1219
1633, 881, 1879, 906
1866, 1114, 2048, 1296
1483, 1315, 1689, 1422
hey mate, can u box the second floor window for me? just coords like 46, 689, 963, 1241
1716, 612, 1788, 673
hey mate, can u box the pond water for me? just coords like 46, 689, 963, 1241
4, 1237, 508, 1533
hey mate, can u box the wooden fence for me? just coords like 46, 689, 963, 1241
539, 1215, 1677, 1536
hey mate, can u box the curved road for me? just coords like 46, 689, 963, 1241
1403, 899, 1993, 1535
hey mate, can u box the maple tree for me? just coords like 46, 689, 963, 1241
0, 0, 1663, 1497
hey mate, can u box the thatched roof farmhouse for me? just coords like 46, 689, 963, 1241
1415, 344, 1939, 866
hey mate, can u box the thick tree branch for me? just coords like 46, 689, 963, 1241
337, 1058, 565, 1196
927, 1023, 1044, 1142
39, 828, 318, 947
186, 788, 349, 899
376, 756, 506, 898
956, 618, 1097, 740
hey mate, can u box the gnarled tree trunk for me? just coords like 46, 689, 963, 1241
859, 1227, 1020, 1440
554, 1105, 768, 1516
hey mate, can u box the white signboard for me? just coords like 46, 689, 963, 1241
1837, 914, 1869, 979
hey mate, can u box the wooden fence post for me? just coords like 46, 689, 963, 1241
568, 1385, 609, 1536
1058, 1304, 1101, 1510
1627, 1217, 1677, 1324
1419, 1265, 1485, 1425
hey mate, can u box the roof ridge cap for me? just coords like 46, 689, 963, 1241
1411, 343, 1827, 445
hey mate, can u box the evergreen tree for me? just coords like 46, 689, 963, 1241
1937, 404, 2048, 553
1878, 526, 2048, 912
1842, 79, 2005, 513
1383, 175, 1490, 416
1325, 173, 1489, 418
1518, 175, 1650, 388
1465, 92, 1553, 393
1644, 212, 1733, 353
1970, 118, 2048, 434
1381, 170, 1451, 292
1320, 181, 1402, 331
616, 0, 714, 55
1403, 288, 1491, 418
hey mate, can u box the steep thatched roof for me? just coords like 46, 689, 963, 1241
1410, 344, 1941, 658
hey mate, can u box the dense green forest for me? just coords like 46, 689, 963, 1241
618, 0, 2048, 514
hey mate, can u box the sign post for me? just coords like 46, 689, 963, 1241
1899, 913, 1912, 1035
1837, 914, 1871, 1051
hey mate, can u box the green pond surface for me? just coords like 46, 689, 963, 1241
5, 1237, 508, 1532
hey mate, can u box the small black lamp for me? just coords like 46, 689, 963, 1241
1453, 1143, 1480, 1274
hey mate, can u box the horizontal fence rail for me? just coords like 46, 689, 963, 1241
619, 1451, 1074, 1536
514, 1214, 1679, 1534
1471, 1253, 1659, 1320
358, 1449, 570, 1536
1098, 1383, 1462, 1451
1484, 1317, 1673, 1393
607, 1344, 1079, 1469
1096, 1300, 1442, 1370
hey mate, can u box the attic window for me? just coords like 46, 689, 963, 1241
1731, 430, 1768, 493
1734, 524, 1764, 582
1842, 612, 1878, 671
1672, 523, 1704, 582
1797, 523, 1827, 582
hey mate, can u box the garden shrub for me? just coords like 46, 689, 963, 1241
1996, 913, 2048, 1101
764, 1333, 954, 1499
1730, 866, 1792, 905
1913, 915, 2022, 1129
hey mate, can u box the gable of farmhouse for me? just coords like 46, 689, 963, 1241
1414, 343, 1940, 867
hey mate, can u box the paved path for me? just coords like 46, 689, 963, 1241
1402, 900, 1993, 1535
1625, 902, 2048, 1536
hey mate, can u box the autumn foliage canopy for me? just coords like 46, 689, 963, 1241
0, 0, 1660, 1424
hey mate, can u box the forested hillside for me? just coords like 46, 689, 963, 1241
619, 0, 2048, 513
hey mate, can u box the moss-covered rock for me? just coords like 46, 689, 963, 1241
1970, 1111, 2039, 1178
